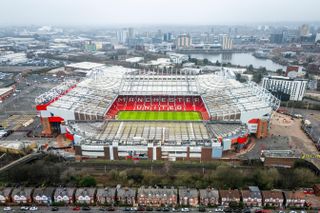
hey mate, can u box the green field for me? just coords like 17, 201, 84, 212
117, 111, 202, 121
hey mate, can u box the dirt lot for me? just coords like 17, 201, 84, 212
244, 112, 320, 170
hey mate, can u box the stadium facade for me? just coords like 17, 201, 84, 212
35, 66, 280, 161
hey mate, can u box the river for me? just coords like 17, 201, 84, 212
191, 53, 286, 71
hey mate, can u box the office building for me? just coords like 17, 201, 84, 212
176, 34, 192, 49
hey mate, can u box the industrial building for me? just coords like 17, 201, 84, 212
35, 65, 280, 161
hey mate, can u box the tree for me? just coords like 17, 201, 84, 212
235, 73, 241, 81
215, 166, 245, 188
79, 176, 97, 187
276, 69, 283, 75
252, 169, 280, 190
215, 60, 221, 66
292, 168, 318, 187
252, 72, 263, 83
248, 64, 254, 72
203, 58, 209, 65
258, 67, 267, 73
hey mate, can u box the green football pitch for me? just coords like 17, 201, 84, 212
117, 111, 202, 121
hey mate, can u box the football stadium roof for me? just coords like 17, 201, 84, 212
35, 66, 280, 122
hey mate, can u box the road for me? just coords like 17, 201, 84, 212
0, 206, 310, 213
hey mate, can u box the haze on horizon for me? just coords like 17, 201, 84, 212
0, 0, 320, 26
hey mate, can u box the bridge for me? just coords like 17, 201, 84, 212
0, 152, 45, 173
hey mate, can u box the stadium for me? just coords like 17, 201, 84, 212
35, 66, 280, 161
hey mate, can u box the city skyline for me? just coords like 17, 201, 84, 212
0, 0, 320, 26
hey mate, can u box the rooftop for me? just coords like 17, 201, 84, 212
65, 62, 104, 70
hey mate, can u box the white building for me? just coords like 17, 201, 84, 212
262, 76, 308, 101
116, 29, 128, 44
222, 36, 233, 50
125, 57, 144, 63
167, 52, 188, 64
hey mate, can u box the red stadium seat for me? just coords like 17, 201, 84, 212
106, 95, 210, 120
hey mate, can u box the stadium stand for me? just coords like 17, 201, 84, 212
106, 95, 210, 120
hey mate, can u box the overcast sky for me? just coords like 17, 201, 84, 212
0, 0, 319, 26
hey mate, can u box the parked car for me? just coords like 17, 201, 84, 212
199, 206, 206, 212
3, 207, 11, 211
146, 206, 153, 211
162, 207, 170, 212
82, 206, 91, 211
181, 208, 190, 212
73, 206, 81, 211
21, 206, 29, 210
107, 206, 116, 211
51, 207, 59, 211
215, 207, 224, 212
137, 206, 145, 211
30, 206, 38, 211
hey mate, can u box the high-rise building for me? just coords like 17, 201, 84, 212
315, 33, 320, 43
176, 34, 192, 49
299, 24, 310, 37
270, 33, 284, 44
116, 29, 128, 44
163, 33, 172, 42
128, 28, 135, 39
222, 35, 233, 50
262, 76, 308, 101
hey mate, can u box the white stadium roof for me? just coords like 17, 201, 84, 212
36, 66, 280, 121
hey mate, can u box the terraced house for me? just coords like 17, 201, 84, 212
137, 186, 177, 207
219, 189, 241, 206
261, 190, 284, 208
283, 191, 306, 208
179, 188, 199, 207
241, 186, 262, 207
53, 187, 76, 204
0, 188, 12, 204
75, 188, 96, 204
199, 188, 219, 206
96, 187, 116, 205
116, 187, 136, 206
32, 187, 55, 205
11, 187, 33, 204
